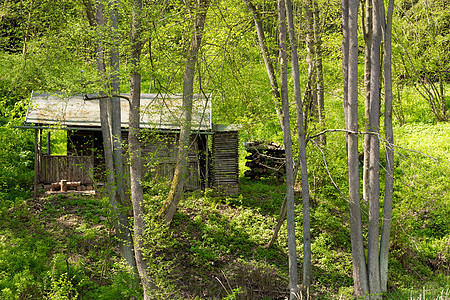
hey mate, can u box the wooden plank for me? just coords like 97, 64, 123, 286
139, 132, 201, 191
212, 131, 239, 195
39, 155, 94, 184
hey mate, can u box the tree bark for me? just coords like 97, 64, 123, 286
278, 0, 299, 298
341, 0, 349, 128
367, 0, 382, 296
362, 0, 372, 205
314, 6, 326, 145
342, 0, 370, 297
160, 0, 210, 225
305, 0, 318, 126
109, 0, 128, 218
379, 0, 394, 292
285, 0, 311, 291
129, 0, 155, 297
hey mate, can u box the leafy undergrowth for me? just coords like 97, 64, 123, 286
0, 173, 449, 299
0, 194, 139, 299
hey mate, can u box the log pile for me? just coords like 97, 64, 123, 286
244, 141, 285, 179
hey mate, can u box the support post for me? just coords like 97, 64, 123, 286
47, 131, 51, 155
34, 129, 38, 198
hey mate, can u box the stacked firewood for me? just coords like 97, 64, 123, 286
244, 141, 286, 179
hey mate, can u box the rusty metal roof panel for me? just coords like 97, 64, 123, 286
25, 92, 212, 131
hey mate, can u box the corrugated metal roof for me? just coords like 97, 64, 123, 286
25, 92, 212, 131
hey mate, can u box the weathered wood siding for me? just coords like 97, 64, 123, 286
139, 132, 201, 191
212, 131, 239, 195
39, 155, 94, 184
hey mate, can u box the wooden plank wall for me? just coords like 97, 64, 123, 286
39, 155, 94, 184
140, 133, 201, 191
212, 131, 239, 195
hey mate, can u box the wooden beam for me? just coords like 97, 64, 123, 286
34, 129, 38, 199
47, 131, 51, 155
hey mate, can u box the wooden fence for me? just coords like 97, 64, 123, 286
38, 155, 94, 184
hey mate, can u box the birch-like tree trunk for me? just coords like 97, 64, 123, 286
160, 0, 210, 225
284, 0, 312, 291
362, 0, 372, 204
245, 0, 287, 248
367, 0, 382, 296
314, 6, 326, 145
129, 0, 154, 297
305, 0, 318, 127
342, 0, 370, 297
380, 0, 395, 292
278, 0, 299, 298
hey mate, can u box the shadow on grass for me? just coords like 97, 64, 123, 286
169, 197, 289, 300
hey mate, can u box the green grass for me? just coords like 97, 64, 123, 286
0, 194, 141, 299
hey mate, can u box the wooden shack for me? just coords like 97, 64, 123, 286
23, 92, 240, 195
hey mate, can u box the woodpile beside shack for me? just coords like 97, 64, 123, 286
22, 92, 240, 196
244, 141, 285, 179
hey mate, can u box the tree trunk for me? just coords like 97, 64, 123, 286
314, 6, 326, 145
94, 1, 136, 271
160, 0, 210, 225
367, 0, 382, 296
362, 0, 372, 205
244, 0, 284, 130
285, 0, 311, 292
305, 0, 318, 126
342, 0, 370, 297
109, 0, 128, 216
129, 0, 155, 297
266, 195, 287, 248
380, 0, 394, 292
341, 0, 349, 129
278, 0, 299, 298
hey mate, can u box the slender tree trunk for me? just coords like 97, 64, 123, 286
160, 0, 210, 225
244, 0, 284, 130
367, 0, 382, 296
129, 0, 155, 297
342, 0, 349, 129
362, 0, 372, 204
95, 0, 136, 270
305, 0, 318, 124
314, 7, 326, 145
278, 0, 299, 298
380, 0, 395, 292
109, 0, 128, 215
285, 0, 311, 292
342, 0, 370, 297
266, 195, 287, 248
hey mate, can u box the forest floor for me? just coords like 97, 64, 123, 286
2, 174, 449, 300
1, 186, 293, 299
